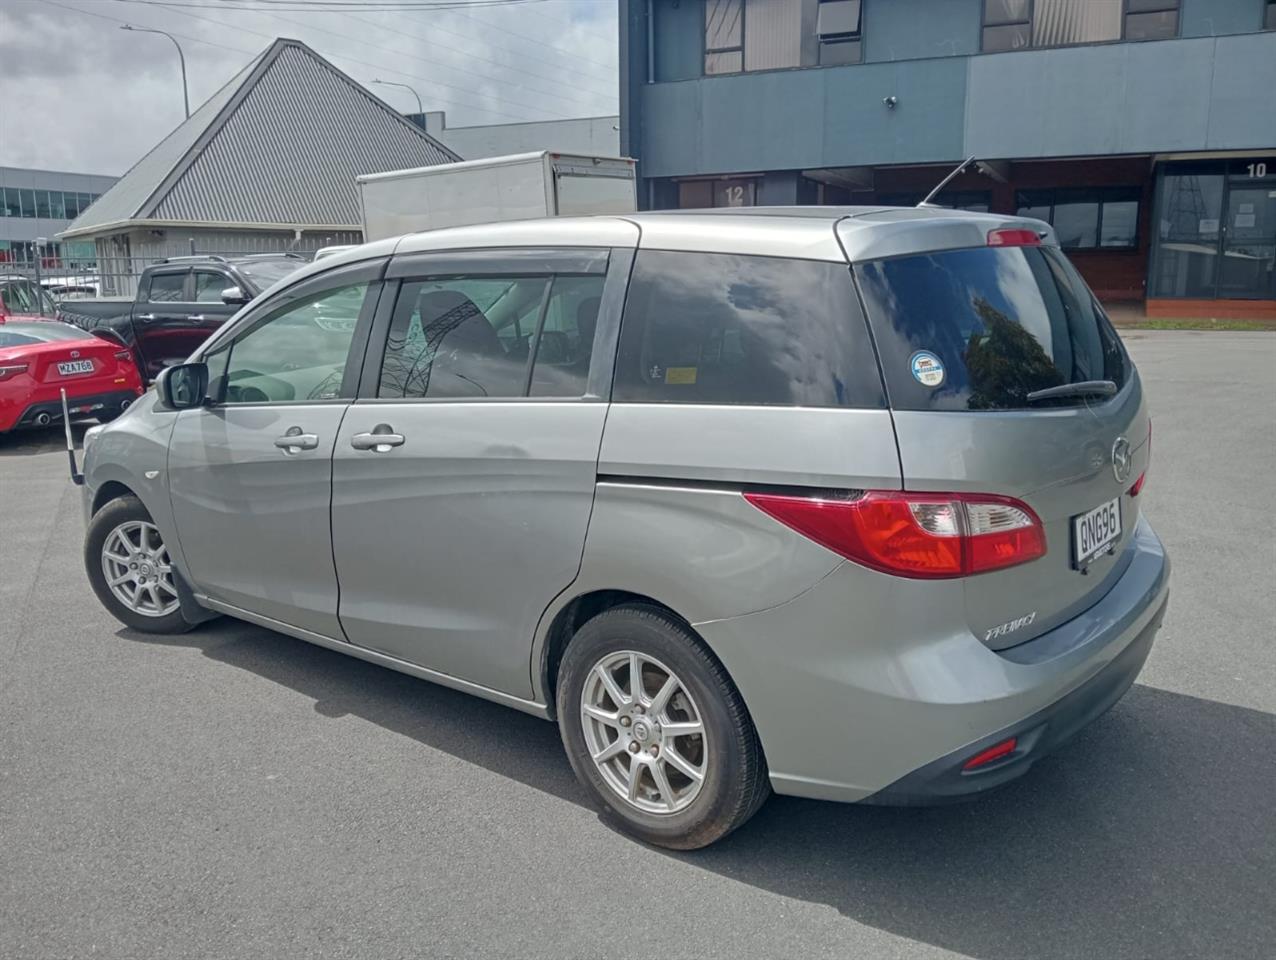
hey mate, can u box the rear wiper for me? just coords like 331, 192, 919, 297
1025, 380, 1118, 403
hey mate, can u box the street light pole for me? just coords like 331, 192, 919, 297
121, 24, 190, 119
371, 79, 424, 119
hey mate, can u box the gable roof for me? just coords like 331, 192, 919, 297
61, 38, 459, 238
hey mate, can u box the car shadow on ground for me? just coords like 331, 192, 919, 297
122, 619, 1276, 960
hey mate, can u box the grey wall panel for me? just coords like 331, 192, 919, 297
964, 33, 1276, 159
864, 0, 981, 62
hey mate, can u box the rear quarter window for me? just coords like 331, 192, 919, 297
612, 250, 884, 408
855, 245, 1127, 411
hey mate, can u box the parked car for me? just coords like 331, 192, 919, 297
56, 254, 306, 382
76, 210, 1169, 849
0, 275, 60, 320
0, 321, 143, 433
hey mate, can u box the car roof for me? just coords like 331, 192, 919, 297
281, 206, 1057, 287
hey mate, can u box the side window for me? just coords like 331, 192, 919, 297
208, 282, 370, 405
144, 271, 187, 303
612, 250, 884, 408
529, 275, 605, 397
193, 271, 229, 303
379, 274, 597, 400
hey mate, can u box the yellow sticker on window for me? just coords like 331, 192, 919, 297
665, 366, 697, 385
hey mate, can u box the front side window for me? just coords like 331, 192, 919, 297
209, 283, 370, 404
193, 271, 229, 303
1016, 187, 1140, 250
613, 250, 884, 408
379, 272, 604, 400
856, 244, 1126, 411
145, 271, 187, 303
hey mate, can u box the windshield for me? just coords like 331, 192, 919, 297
0, 321, 87, 345
0, 278, 58, 315
855, 245, 1127, 411
234, 259, 303, 291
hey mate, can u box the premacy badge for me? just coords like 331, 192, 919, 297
909, 351, 945, 387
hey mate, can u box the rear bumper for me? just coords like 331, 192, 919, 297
3, 389, 140, 431
865, 591, 1166, 803
695, 516, 1170, 804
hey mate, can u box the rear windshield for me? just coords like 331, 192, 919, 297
613, 250, 884, 408
855, 245, 1127, 411
0, 322, 87, 344
234, 259, 301, 291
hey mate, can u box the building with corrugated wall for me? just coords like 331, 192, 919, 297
58, 37, 458, 289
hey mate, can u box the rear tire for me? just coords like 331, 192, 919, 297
557, 604, 770, 850
85, 496, 192, 634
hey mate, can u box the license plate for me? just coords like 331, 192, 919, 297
1072, 497, 1122, 567
57, 360, 95, 376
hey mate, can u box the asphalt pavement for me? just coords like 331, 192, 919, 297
2, 330, 1274, 959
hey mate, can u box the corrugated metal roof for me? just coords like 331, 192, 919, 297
61, 39, 458, 237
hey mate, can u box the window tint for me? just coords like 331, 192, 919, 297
613, 250, 884, 408
235, 258, 300, 291
211, 283, 369, 404
379, 276, 548, 400
0, 331, 39, 347
529, 275, 605, 397
855, 245, 1127, 412
145, 272, 186, 303
193, 271, 229, 303
0, 279, 54, 314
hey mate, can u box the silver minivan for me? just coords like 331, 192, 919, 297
80, 209, 1169, 849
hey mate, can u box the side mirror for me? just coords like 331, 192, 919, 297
221, 285, 249, 306
157, 362, 209, 410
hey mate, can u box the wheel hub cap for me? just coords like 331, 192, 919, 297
580, 650, 708, 816
101, 520, 180, 619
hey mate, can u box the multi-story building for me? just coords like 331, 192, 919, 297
408, 110, 620, 160
0, 167, 116, 268
619, 0, 1276, 316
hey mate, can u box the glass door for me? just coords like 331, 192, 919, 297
1218, 166, 1276, 300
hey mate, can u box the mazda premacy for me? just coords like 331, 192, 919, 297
79, 209, 1169, 849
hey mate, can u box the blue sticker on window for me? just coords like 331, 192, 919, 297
910, 351, 945, 388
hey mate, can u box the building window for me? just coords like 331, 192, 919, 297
1124, 0, 1179, 41
678, 178, 759, 208
1016, 187, 1141, 250
982, 0, 1179, 51
1, 187, 19, 219
817, 0, 862, 64
1266, 0, 1276, 30
18, 188, 36, 218
704, 0, 812, 75
982, 0, 1031, 52
705, 0, 744, 74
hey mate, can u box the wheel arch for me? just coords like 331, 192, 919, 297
91, 479, 138, 516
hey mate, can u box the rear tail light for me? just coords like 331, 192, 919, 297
114, 350, 132, 361
987, 228, 1042, 247
1129, 418, 1151, 497
0, 363, 30, 380
744, 490, 1047, 579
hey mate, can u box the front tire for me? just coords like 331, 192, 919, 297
85, 496, 192, 634
557, 604, 770, 850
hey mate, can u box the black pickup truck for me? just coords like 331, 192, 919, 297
56, 254, 305, 381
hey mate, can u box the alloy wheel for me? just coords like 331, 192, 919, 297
101, 520, 180, 619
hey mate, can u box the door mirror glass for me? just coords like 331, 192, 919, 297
221, 285, 249, 306
158, 362, 209, 410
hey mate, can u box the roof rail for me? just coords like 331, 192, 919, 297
159, 254, 228, 264
234, 252, 308, 260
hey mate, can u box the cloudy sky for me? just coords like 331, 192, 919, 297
0, 0, 618, 175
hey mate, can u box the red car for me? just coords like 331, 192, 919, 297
0, 321, 143, 434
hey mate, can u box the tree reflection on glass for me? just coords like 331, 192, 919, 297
963, 296, 1064, 409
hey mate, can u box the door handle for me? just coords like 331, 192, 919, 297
274, 426, 319, 455
350, 424, 405, 453
135, 313, 157, 321
186, 314, 206, 322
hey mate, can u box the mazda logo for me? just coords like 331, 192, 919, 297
1112, 437, 1133, 483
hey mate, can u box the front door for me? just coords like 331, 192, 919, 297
167, 260, 384, 637
134, 267, 192, 379
330, 249, 617, 698
1219, 177, 1276, 300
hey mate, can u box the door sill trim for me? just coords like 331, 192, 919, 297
194, 595, 552, 720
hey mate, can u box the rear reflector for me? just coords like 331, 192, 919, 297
1128, 472, 1146, 497
987, 228, 1042, 247
743, 490, 1046, 579
963, 737, 1018, 771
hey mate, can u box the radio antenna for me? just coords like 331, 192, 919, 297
919, 156, 977, 207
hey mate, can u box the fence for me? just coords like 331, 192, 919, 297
1, 234, 359, 303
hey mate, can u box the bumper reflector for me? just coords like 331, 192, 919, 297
963, 737, 1018, 771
